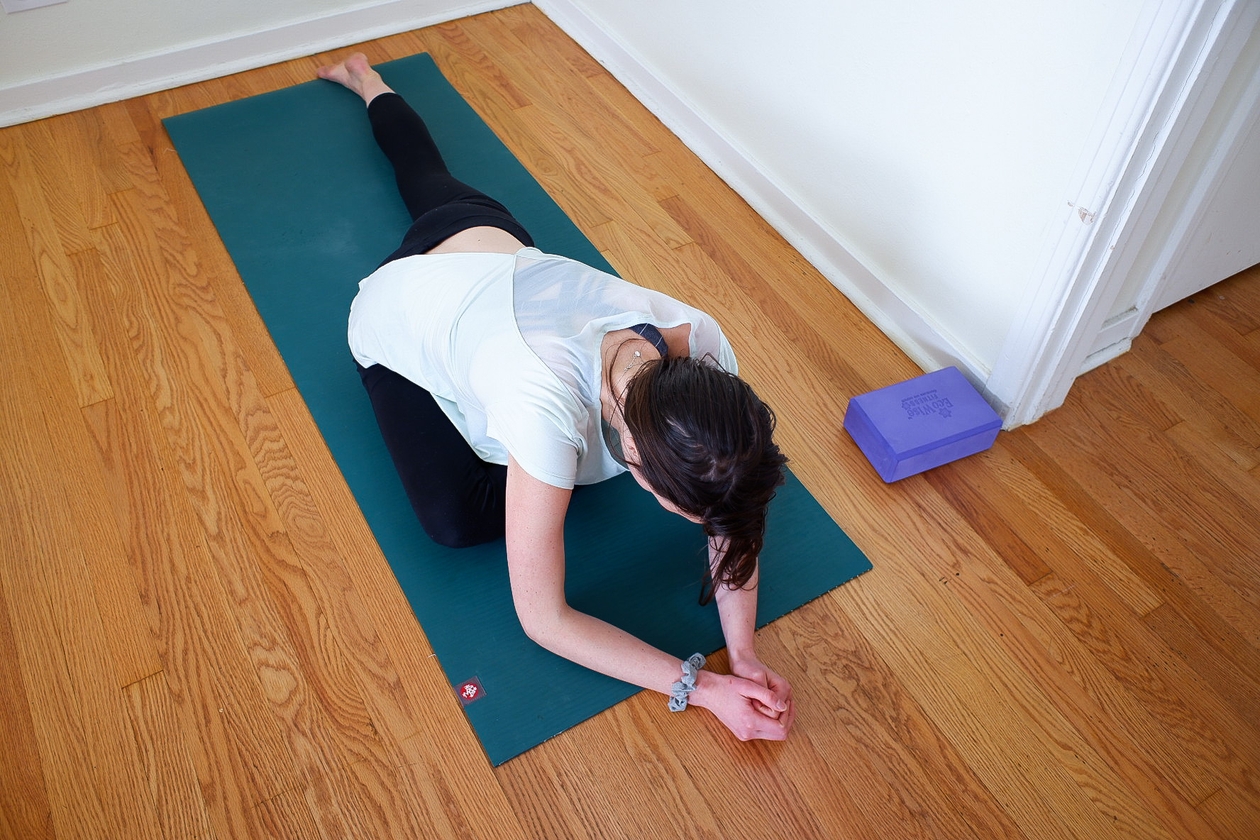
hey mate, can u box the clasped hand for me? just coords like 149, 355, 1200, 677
690, 657, 795, 741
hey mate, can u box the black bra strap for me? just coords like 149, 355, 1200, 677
628, 322, 670, 359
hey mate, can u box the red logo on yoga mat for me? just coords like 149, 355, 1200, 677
455, 677, 485, 706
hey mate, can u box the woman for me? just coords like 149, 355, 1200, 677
320, 54, 795, 740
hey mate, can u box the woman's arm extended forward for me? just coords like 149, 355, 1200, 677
505, 458, 792, 741
710, 538, 796, 732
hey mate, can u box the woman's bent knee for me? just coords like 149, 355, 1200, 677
416, 503, 504, 549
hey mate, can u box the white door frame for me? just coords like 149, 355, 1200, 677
1140, 18, 1260, 316
986, 0, 1256, 427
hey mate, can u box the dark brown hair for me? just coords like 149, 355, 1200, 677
620, 355, 787, 603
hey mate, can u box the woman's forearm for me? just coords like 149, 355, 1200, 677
524, 602, 790, 741
505, 459, 690, 694
520, 602, 687, 695
710, 538, 760, 661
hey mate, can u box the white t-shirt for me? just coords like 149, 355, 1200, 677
347, 247, 738, 489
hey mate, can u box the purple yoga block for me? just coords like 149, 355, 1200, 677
843, 366, 1001, 482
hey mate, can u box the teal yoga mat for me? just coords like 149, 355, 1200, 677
165, 53, 872, 765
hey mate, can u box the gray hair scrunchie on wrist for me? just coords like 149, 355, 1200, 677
668, 653, 706, 711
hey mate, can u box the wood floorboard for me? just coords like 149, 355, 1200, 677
122, 671, 217, 840
1, 6, 1258, 838
0, 261, 163, 840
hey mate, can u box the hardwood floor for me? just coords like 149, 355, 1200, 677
2, 5, 1258, 838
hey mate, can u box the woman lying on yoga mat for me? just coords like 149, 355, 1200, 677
320, 54, 795, 741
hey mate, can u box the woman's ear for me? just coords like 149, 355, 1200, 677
619, 424, 640, 465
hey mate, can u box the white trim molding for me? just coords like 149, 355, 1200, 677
0, 0, 521, 127
987, 0, 1250, 427
1140, 9, 1260, 316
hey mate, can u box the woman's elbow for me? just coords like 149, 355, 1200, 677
515, 605, 564, 649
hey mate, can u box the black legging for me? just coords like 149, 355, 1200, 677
370, 92, 534, 261
357, 92, 533, 548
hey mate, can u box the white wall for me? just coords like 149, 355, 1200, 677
0, 0, 516, 125
1110, 15, 1260, 317
539, 0, 1150, 394
0, 0, 352, 81
6, 0, 1222, 424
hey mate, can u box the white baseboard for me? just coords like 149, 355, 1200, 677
0, 0, 521, 127
1086, 307, 1142, 363
533, 0, 981, 391
1080, 337, 1133, 375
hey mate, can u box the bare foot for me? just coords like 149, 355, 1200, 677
317, 53, 392, 104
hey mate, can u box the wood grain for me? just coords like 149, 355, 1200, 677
0, 6, 1257, 838
0, 265, 162, 840
0, 571, 56, 840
